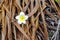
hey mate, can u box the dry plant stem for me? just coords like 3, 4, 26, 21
31, 16, 35, 40
39, 22, 48, 39
41, 9, 49, 40
5, 1, 13, 40
45, 1, 59, 19
39, 0, 49, 40
13, 21, 30, 40
39, 21, 57, 31
27, 23, 31, 35
7, 16, 12, 40
51, 0, 60, 17
45, 10, 57, 23
12, 6, 17, 40
12, 5, 15, 22
22, 0, 24, 9
3, 5, 11, 19
42, 0, 46, 9
37, 31, 44, 40
46, 24, 56, 31
31, 0, 39, 40
34, 12, 41, 20
24, 0, 28, 4
0, 0, 4, 6
17, 31, 21, 40
2, 7, 6, 40
24, 0, 30, 10
14, 0, 22, 11
27, 0, 39, 17
24, 1, 30, 12
35, 17, 39, 30
51, 20, 60, 40
13, 25, 17, 40
31, 0, 35, 40
22, 24, 25, 40
0, 12, 2, 22
35, 18, 39, 40
39, 26, 45, 37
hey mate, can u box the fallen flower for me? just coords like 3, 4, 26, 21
15, 12, 28, 24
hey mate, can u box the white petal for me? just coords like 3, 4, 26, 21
25, 15, 28, 20
20, 12, 25, 16
17, 20, 22, 24
15, 15, 20, 19
22, 21, 26, 24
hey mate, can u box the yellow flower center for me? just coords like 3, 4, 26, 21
19, 15, 25, 22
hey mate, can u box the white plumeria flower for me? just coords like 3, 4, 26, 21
15, 12, 28, 24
